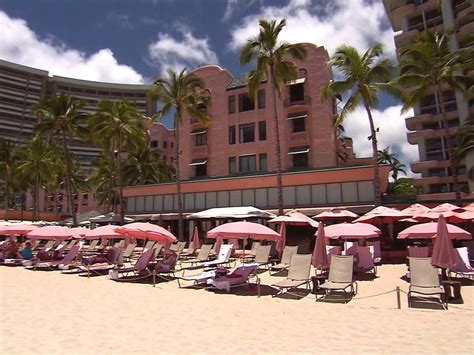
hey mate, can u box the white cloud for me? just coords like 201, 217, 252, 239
229, 0, 396, 58
0, 11, 144, 84
343, 105, 420, 177
148, 27, 219, 76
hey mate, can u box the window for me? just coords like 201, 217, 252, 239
171, 142, 174, 148
258, 121, 266, 141
288, 112, 307, 132
229, 126, 236, 145
289, 146, 310, 168
239, 155, 257, 173
257, 89, 265, 109
259, 153, 267, 172
163, 141, 168, 148
190, 159, 207, 177
289, 83, 305, 102
228, 95, 236, 114
83, 193, 88, 200
73, 194, 78, 200
195, 132, 207, 146
239, 123, 255, 143
229, 157, 237, 175
150, 140, 159, 148
238, 93, 255, 112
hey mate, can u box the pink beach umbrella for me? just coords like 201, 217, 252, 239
324, 223, 381, 239
268, 210, 319, 228
312, 222, 329, 270
313, 208, 358, 221
398, 222, 471, 240
68, 227, 88, 239
115, 222, 177, 244
27, 225, 77, 240
276, 223, 287, 254
431, 215, 458, 269
464, 203, 474, 212
400, 203, 431, 217
83, 225, 122, 240
1, 224, 38, 236
191, 226, 201, 250
353, 206, 411, 224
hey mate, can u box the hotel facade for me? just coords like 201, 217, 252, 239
383, 0, 474, 200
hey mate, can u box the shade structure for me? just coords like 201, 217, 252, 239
68, 227, 88, 238
324, 223, 381, 239
431, 203, 464, 213
447, 211, 474, 223
191, 226, 201, 250
83, 225, 122, 240
400, 203, 431, 216
353, 206, 411, 224
114, 222, 177, 244
398, 222, 471, 240
206, 221, 281, 241
312, 222, 329, 269
27, 226, 79, 240
0, 224, 38, 236
313, 208, 358, 221
187, 206, 276, 219
431, 215, 458, 269
268, 210, 319, 228
464, 203, 474, 212
89, 212, 135, 224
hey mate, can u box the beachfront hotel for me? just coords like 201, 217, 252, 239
0, 59, 155, 215
122, 43, 390, 225
383, 0, 474, 200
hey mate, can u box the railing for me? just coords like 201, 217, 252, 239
283, 96, 311, 108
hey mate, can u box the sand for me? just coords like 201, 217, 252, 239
1, 263, 473, 354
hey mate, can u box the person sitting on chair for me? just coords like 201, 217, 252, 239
154, 249, 178, 273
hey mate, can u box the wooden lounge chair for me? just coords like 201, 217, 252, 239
449, 247, 474, 280
108, 248, 155, 282
408, 257, 447, 309
317, 255, 357, 303
271, 254, 312, 298
207, 263, 259, 292
269, 245, 298, 275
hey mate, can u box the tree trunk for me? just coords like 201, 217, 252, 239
61, 130, 77, 226
117, 131, 125, 225
363, 102, 381, 206
34, 175, 39, 221
4, 171, 9, 221
435, 84, 461, 204
269, 67, 284, 216
175, 113, 184, 240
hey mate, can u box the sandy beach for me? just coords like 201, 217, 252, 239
1, 263, 473, 354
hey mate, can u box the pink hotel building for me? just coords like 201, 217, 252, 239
123, 43, 389, 219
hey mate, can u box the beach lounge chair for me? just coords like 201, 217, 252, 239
180, 244, 213, 267
235, 241, 261, 260
408, 257, 446, 309
326, 245, 342, 263
121, 242, 137, 263
344, 241, 357, 256
82, 239, 99, 252
207, 263, 259, 292
449, 247, 474, 280
200, 244, 233, 269
170, 241, 186, 253
29, 243, 83, 271
152, 250, 180, 286
70, 246, 123, 276
317, 255, 357, 303
366, 240, 382, 264
270, 245, 298, 275
271, 254, 312, 298
407, 246, 431, 258
250, 244, 272, 270
108, 248, 155, 282
355, 245, 377, 276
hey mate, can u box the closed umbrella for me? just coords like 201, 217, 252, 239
191, 226, 201, 250
312, 222, 328, 269
431, 215, 458, 269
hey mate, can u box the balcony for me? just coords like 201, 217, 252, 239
283, 96, 311, 108
405, 111, 460, 130
395, 29, 419, 48
407, 126, 458, 144
411, 160, 451, 173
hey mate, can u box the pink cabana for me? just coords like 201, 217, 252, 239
324, 223, 381, 239
398, 222, 471, 240
353, 206, 411, 224
83, 225, 122, 240
0, 224, 38, 236
313, 208, 358, 221
312, 222, 329, 270
431, 215, 457, 269
191, 226, 201, 250
115, 222, 177, 245
27, 225, 77, 240
269, 210, 317, 253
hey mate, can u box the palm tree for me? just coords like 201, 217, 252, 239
239, 19, 307, 215
455, 112, 474, 182
149, 69, 210, 240
397, 30, 472, 203
0, 139, 17, 219
33, 93, 86, 226
90, 153, 120, 213
89, 100, 146, 224
321, 44, 395, 205
123, 146, 174, 185
378, 147, 407, 181
15, 137, 63, 220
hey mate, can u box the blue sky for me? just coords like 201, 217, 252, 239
0, 0, 418, 175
